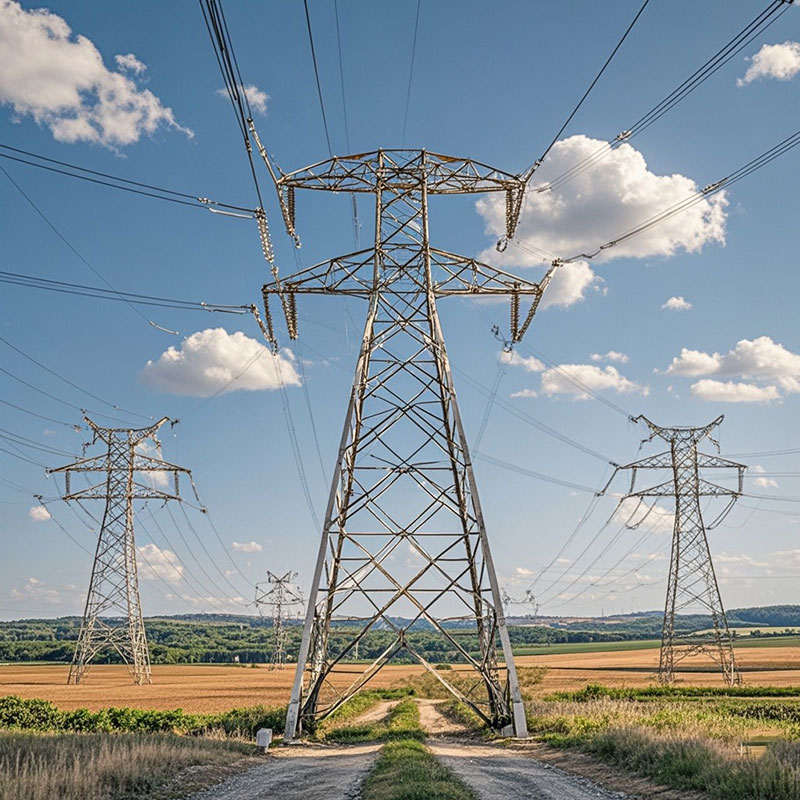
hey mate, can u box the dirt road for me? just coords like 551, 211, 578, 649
187, 743, 380, 800
430, 741, 631, 800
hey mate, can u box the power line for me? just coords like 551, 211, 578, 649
401, 0, 422, 146
526, 0, 651, 176
333, 0, 361, 247
0, 428, 76, 458
0, 144, 252, 214
518, 343, 634, 418
473, 451, 599, 493
454, 367, 613, 463
0, 336, 151, 421
303, 0, 334, 157
530, 0, 791, 197
1, 163, 180, 334
0, 398, 78, 430
0, 270, 251, 315
560, 123, 800, 264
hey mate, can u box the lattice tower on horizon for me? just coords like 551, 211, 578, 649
607, 415, 745, 686
254, 570, 304, 669
50, 416, 192, 685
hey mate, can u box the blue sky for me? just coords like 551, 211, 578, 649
1, 0, 799, 621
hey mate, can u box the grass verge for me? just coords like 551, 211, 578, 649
526, 683, 800, 800
0, 731, 251, 800
587, 727, 800, 800
361, 738, 477, 800
0, 694, 284, 740
353, 698, 477, 800
323, 696, 425, 743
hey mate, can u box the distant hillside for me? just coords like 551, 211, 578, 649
1, 606, 795, 665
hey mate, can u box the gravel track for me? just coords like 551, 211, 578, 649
416, 698, 474, 736
187, 743, 380, 800
429, 741, 632, 800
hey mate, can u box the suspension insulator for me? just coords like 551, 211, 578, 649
505, 189, 515, 239
287, 186, 296, 231
510, 290, 520, 340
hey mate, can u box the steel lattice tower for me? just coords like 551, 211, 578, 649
50, 416, 192, 685
254, 570, 304, 669
610, 415, 745, 686
263, 149, 558, 740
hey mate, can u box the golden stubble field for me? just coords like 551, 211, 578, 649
2, 644, 799, 711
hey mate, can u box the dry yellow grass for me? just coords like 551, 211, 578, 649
1, 644, 798, 712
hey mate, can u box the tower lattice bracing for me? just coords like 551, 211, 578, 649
611, 415, 745, 686
263, 150, 558, 740
50, 417, 192, 685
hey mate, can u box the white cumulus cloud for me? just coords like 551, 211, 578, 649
477, 134, 727, 268
500, 350, 543, 372
11, 577, 61, 604
662, 296, 692, 311
753, 476, 779, 489
115, 53, 146, 74
539, 364, 648, 400
590, 351, 629, 364
690, 379, 781, 404
141, 328, 301, 397
738, 41, 800, 86
665, 336, 800, 402
0, 1, 192, 147
137, 543, 183, 583
216, 83, 269, 115
28, 505, 51, 521
232, 541, 262, 553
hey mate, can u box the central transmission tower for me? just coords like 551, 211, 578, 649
50, 416, 192, 685
608, 415, 745, 686
254, 570, 304, 668
263, 149, 558, 740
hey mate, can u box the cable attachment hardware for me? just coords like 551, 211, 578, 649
497, 184, 525, 252
702, 180, 725, 195
247, 118, 302, 248
253, 299, 278, 354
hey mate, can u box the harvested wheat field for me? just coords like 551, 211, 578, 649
516, 644, 800, 693
0, 663, 426, 712
2, 643, 798, 712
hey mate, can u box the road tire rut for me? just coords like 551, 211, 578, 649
429, 741, 632, 800
187, 743, 381, 800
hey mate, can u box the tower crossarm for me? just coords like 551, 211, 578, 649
696, 477, 743, 498
632, 414, 724, 445
278, 149, 522, 195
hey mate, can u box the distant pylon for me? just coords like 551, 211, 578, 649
254, 571, 304, 668
606, 415, 745, 686
49, 416, 192, 685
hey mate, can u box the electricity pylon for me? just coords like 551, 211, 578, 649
50, 416, 191, 685
606, 415, 745, 685
254, 570, 304, 668
263, 149, 559, 740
